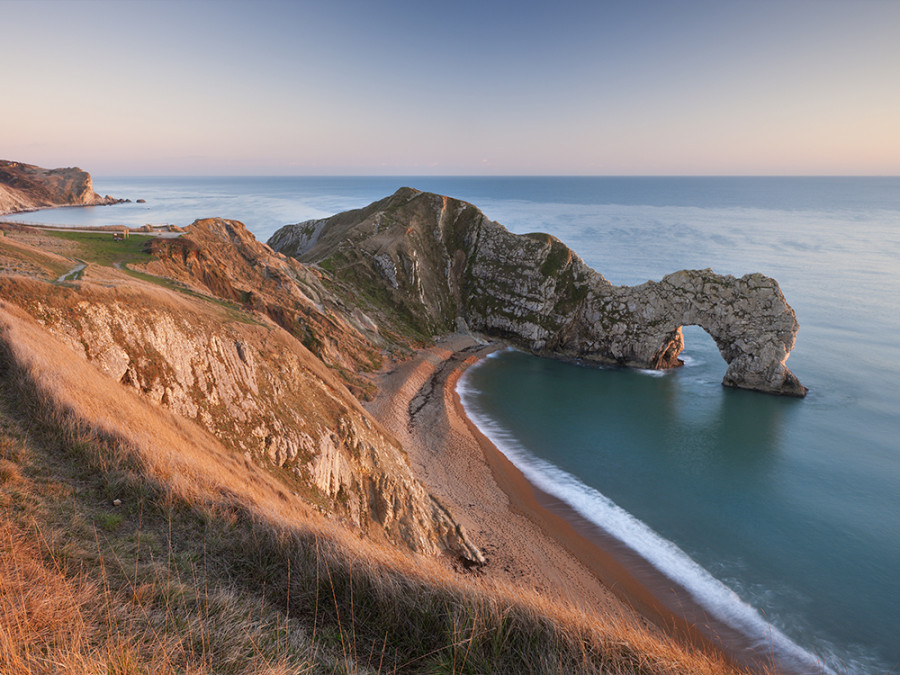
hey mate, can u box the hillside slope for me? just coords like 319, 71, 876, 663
0, 220, 744, 674
140, 217, 389, 399
0, 225, 481, 563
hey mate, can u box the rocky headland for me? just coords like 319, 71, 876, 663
0, 160, 122, 214
270, 187, 806, 396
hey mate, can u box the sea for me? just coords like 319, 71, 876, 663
4, 175, 898, 674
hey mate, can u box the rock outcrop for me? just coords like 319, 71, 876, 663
271, 188, 806, 396
0, 160, 121, 214
139, 218, 388, 399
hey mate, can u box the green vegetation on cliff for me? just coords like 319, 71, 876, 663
45, 230, 156, 266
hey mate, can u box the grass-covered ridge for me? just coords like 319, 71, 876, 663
44, 230, 158, 266
35, 229, 264, 325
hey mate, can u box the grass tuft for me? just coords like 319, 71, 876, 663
0, 458, 22, 484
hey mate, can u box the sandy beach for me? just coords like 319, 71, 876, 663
365, 334, 748, 667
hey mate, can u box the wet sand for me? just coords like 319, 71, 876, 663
365, 334, 770, 671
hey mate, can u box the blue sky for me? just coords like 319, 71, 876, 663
3, 0, 899, 175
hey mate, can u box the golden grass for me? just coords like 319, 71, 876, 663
0, 298, 754, 674
0, 234, 74, 280
0, 519, 98, 674
0, 514, 323, 675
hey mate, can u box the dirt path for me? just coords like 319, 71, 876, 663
57, 261, 86, 282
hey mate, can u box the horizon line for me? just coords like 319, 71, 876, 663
92, 173, 900, 179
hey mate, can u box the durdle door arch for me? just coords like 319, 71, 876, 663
588, 269, 807, 397
268, 190, 806, 397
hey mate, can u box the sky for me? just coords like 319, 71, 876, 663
2, 0, 899, 176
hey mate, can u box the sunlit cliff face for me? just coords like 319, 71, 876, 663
0, 208, 484, 564
0, 162, 114, 214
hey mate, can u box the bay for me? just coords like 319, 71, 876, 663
5, 175, 898, 673
454, 177, 900, 675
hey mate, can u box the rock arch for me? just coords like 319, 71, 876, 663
584, 269, 807, 397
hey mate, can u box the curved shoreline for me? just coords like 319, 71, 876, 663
367, 334, 837, 675
448, 356, 718, 642
366, 334, 755, 671
455, 352, 833, 675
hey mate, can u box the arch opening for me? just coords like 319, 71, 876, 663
679, 324, 729, 380
651, 324, 730, 378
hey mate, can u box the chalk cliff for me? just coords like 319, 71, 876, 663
0, 226, 484, 564
139, 217, 387, 399
0, 160, 120, 214
270, 188, 806, 396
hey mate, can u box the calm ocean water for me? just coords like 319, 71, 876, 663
5, 176, 899, 673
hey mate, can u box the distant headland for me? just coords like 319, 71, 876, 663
0, 160, 125, 214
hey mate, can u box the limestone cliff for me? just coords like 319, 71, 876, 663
270, 188, 806, 396
138, 218, 388, 399
0, 234, 483, 564
0, 160, 120, 214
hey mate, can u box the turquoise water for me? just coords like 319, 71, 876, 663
6, 176, 899, 673
454, 180, 900, 674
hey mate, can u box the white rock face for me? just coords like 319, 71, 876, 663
266, 218, 328, 258
575, 269, 806, 396
463, 219, 806, 396
27, 287, 483, 563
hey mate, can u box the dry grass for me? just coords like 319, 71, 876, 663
0, 299, 753, 674
0, 516, 322, 675
0, 520, 99, 674
0, 233, 74, 280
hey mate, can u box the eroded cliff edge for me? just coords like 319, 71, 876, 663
0, 160, 120, 214
0, 220, 484, 565
270, 187, 806, 396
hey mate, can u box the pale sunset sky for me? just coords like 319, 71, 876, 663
2, 0, 899, 176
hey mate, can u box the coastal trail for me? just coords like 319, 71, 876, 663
56, 261, 86, 282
